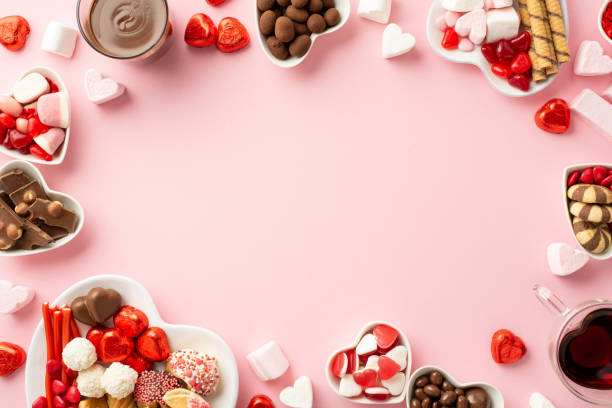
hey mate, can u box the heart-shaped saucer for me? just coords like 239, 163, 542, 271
563, 164, 612, 261
255, 0, 350, 68
426, 0, 569, 97
406, 365, 504, 408
25, 275, 239, 407
0, 160, 83, 257
0, 66, 71, 165
325, 321, 412, 404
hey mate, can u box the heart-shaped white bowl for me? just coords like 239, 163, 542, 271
0, 160, 83, 257
325, 321, 412, 405
406, 365, 504, 408
426, 0, 569, 97
598, 0, 612, 46
255, 0, 350, 68
25, 274, 239, 407
0, 66, 71, 165
562, 163, 612, 260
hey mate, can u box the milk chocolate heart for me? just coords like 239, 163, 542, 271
85, 287, 122, 324
70, 296, 95, 325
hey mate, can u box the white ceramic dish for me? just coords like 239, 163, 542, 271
598, 0, 612, 46
406, 365, 504, 408
426, 0, 569, 97
0, 160, 83, 257
25, 275, 239, 407
255, 0, 350, 68
0, 66, 71, 165
325, 321, 412, 405
563, 164, 612, 260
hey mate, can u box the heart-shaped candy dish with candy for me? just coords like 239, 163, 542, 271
426, 0, 570, 96
564, 164, 612, 260
0, 66, 71, 164
407, 366, 504, 408
26, 275, 239, 408
326, 321, 412, 404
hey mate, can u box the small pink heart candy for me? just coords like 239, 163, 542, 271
0, 280, 35, 314
84, 69, 125, 104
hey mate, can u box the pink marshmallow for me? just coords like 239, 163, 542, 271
574, 41, 612, 76
435, 15, 448, 31
34, 127, 65, 155
15, 118, 28, 134
37, 91, 70, 128
572, 89, 612, 142
455, 8, 486, 44
459, 38, 475, 51
0, 95, 23, 118
247, 341, 290, 381
445, 11, 461, 27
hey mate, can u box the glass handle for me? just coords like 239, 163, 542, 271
533, 284, 570, 316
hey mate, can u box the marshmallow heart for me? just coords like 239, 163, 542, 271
84, 69, 125, 105
575, 41, 612, 76
0, 280, 35, 314
441, 0, 484, 12
279, 376, 313, 408
529, 392, 556, 408
381, 372, 405, 396
338, 374, 362, 398
385, 345, 408, 370
547, 243, 589, 276
356, 334, 377, 356
455, 9, 486, 45
382, 24, 415, 59
358, 0, 392, 24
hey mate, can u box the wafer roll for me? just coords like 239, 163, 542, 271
540, 0, 558, 75
526, 0, 553, 70
544, 0, 570, 63
519, 0, 547, 81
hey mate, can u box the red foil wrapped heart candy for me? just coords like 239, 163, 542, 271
248, 395, 275, 408
491, 329, 526, 364
137, 327, 170, 362
114, 305, 149, 338
185, 13, 218, 48
0, 342, 26, 377
99, 328, 134, 363
216, 17, 249, 53
535, 98, 570, 134
0, 16, 30, 51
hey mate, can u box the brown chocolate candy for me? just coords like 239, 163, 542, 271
324, 7, 341, 26
0, 170, 30, 193
440, 391, 457, 406
430, 371, 444, 386
416, 376, 430, 387
308, 0, 323, 12
258, 0, 276, 11
275, 16, 295, 42
0, 191, 11, 207
291, 0, 309, 7
13, 221, 53, 250
307, 13, 326, 33
456, 395, 469, 408
422, 397, 432, 408
0, 199, 24, 250
415, 388, 427, 400
277, 0, 291, 7
71, 296, 95, 325
9, 180, 48, 206
323, 0, 335, 7
442, 381, 454, 391
294, 22, 311, 36
260, 10, 277, 35
424, 384, 441, 398
289, 34, 311, 57
266, 36, 289, 59
85, 287, 122, 324
465, 389, 489, 408
273, 6, 283, 17
25, 199, 78, 233
455, 388, 464, 396
286, 5, 309, 22
411, 398, 422, 408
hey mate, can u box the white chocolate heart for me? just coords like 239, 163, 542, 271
280, 376, 313, 408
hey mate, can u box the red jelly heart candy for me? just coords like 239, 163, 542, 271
510, 52, 531, 74
373, 324, 399, 351
353, 369, 377, 387
481, 42, 498, 64
51, 379, 67, 395
32, 396, 47, 408
508, 73, 530, 92
216, 17, 250, 53
510, 31, 531, 53
567, 171, 579, 187
63, 385, 80, 404
580, 168, 594, 184
594, 166, 608, 184
345, 349, 357, 374
247, 395, 274, 408
99, 328, 134, 363
46, 359, 61, 379
123, 352, 152, 374
0, 113, 16, 129
491, 63, 512, 78
86, 326, 108, 357
27, 115, 50, 138
52, 395, 66, 408
364, 387, 391, 401
496, 39, 516, 65
136, 327, 170, 362
9, 129, 32, 149
30, 144, 52, 161
0, 16, 30, 51
491, 329, 526, 364
0, 342, 26, 377
185, 13, 218, 48
330, 352, 348, 377
441, 27, 459, 50
534, 99, 570, 134
601, 175, 612, 187
377, 356, 401, 380
114, 305, 149, 338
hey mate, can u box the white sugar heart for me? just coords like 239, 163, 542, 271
574, 41, 612, 76
365, 355, 379, 371
529, 392, 556, 408
381, 372, 405, 396
84, 69, 125, 104
356, 333, 378, 355
455, 8, 486, 45
382, 24, 415, 59
385, 345, 408, 370
280, 376, 313, 408
547, 243, 589, 276
339, 374, 362, 397
0, 280, 35, 313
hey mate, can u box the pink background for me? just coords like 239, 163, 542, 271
1, 0, 612, 407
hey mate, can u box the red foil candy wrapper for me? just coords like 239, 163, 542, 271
535, 98, 570, 134
185, 13, 218, 48
137, 327, 170, 362
99, 328, 134, 363
123, 352, 152, 374
247, 395, 275, 408
216, 17, 249, 53
491, 329, 526, 364
0, 16, 30, 51
0, 342, 26, 377
114, 305, 149, 338
86, 326, 109, 357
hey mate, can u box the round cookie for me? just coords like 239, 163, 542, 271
569, 200, 612, 223
568, 184, 612, 204
572, 217, 612, 254
134, 370, 183, 407
166, 350, 220, 397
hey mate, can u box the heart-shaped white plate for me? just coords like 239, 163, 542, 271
255, 0, 350, 68
406, 365, 504, 408
25, 275, 239, 407
0, 160, 83, 257
325, 321, 412, 404
562, 163, 612, 260
0, 66, 71, 165
426, 0, 569, 97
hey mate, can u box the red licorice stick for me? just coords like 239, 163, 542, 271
42, 303, 54, 408
52, 311, 62, 368
70, 316, 80, 339
61, 309, 71, 384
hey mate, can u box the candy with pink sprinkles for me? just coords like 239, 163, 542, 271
167, 349, 220, 397
133, 370, 183, 405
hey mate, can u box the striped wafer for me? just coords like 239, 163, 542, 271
569, 200, 612, 223
567, 184, 612, 204
572, 217, 611, 254
518, 0, 547, 81
526, 0, 554, 70
544, 0, 570, 63
540, 0, 558, 76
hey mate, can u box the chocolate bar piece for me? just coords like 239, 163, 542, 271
37, 223, 69, 240
0, 170, 31, 193
9, 180, 49, 206
24, 199, 78, 233
13, 221, 53, 250
0, 191, 11, 207
0, 199, 25, 250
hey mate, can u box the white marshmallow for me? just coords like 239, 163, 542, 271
247, 341, 290, 381
382, 24, 415, 59
529, 392, 556, 408
455, 8, 487, 44
572, 89, 612, 142
574, 41, 612, 76
485, 0, 512, 9
13, 73, 50, 104
381, 372, 406, 396
445, 11, 461, 27
339, 374, 362, 397
280, 376, 313, 408
485, 7, 519, 43
41, 21, 78, 58
385, 345, 408, 370
441, 0, 483, 12
358, 0, 391, 24
435, 15, 448, 31
547, 243, 589, 277
365, 355, 379, 371
356, 333, 377, 356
